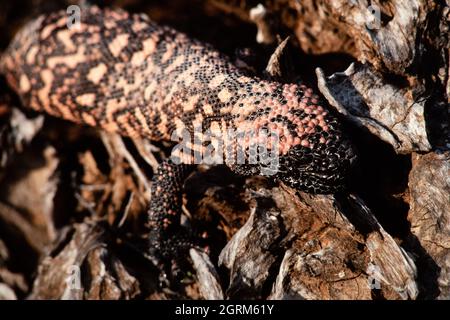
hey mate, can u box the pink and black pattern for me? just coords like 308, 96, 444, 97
1, 6, 357, 265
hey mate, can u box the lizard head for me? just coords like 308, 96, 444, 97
230, 82, 357, 194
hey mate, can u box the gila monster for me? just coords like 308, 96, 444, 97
0, 6, 356, 264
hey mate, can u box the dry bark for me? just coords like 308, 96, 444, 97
407, 152, 450, 299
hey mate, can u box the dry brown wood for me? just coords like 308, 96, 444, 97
407, 152, 450, 299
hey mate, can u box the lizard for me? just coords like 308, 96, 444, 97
0, 5, 357, 274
